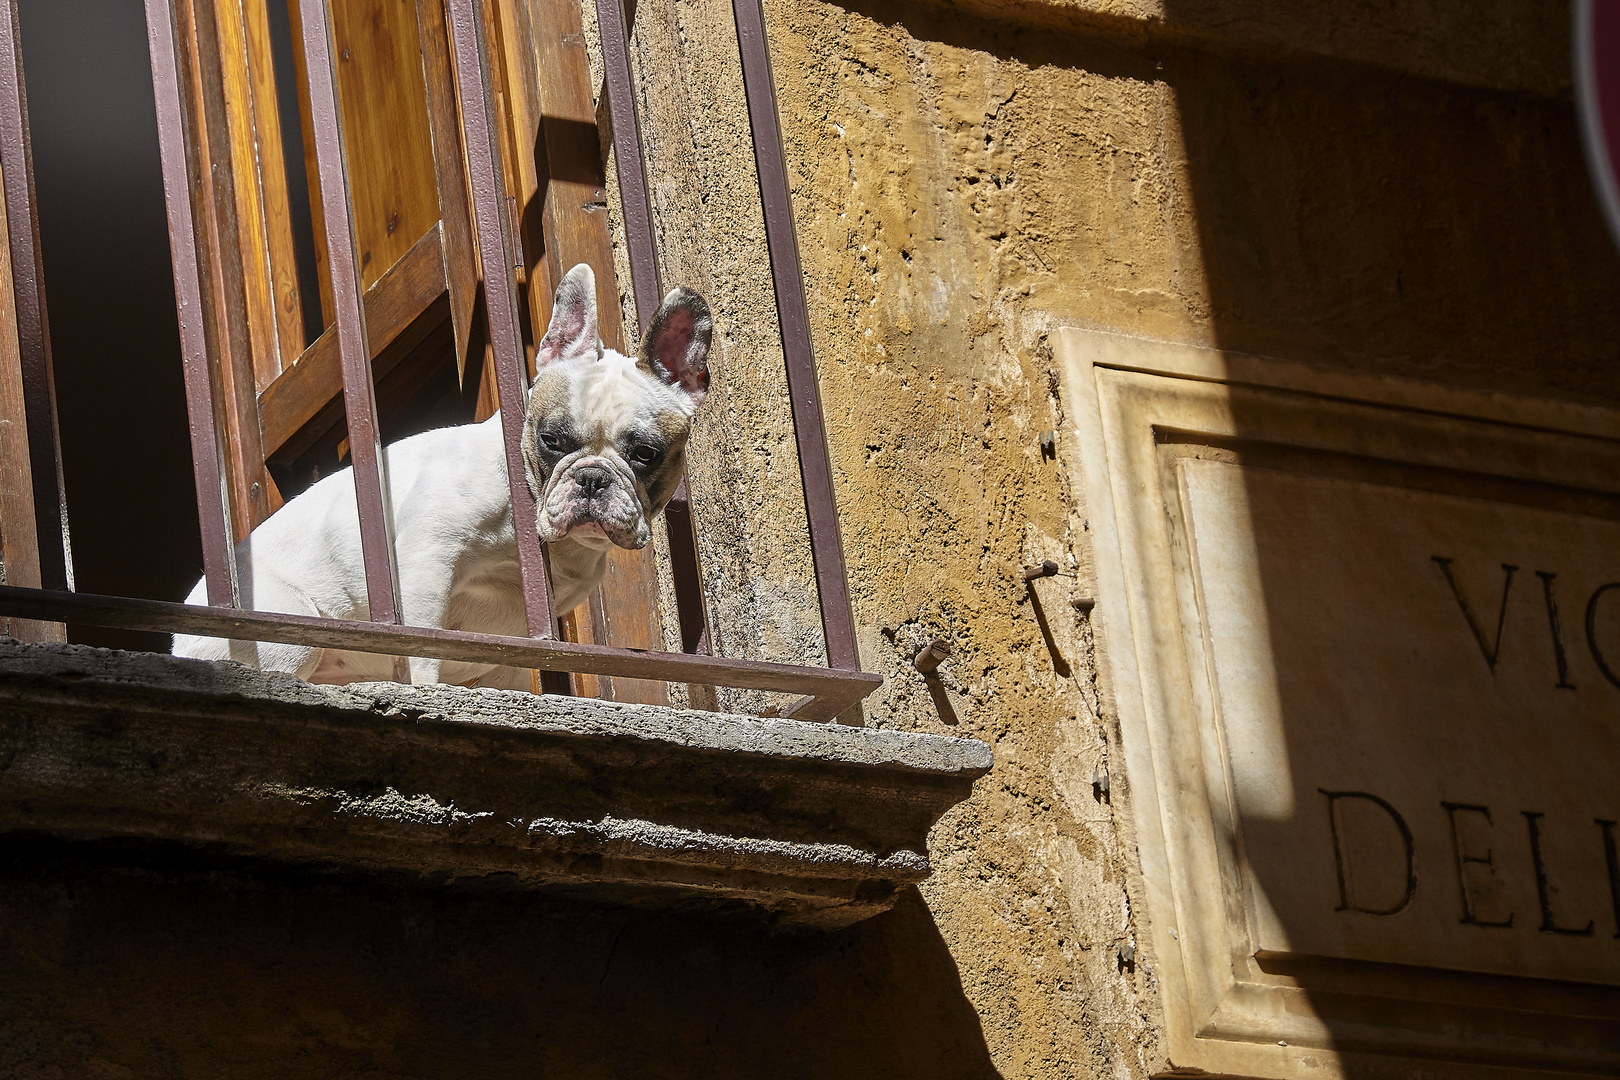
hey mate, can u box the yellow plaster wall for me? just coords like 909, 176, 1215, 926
611, 0, 1620, 1073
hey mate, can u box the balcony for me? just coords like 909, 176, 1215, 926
0, 0, 987, 924
0, 639, 989, 927
0, 0, 878, 714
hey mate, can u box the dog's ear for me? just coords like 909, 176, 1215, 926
639, 286, 711, 405
537, 263, 602, 367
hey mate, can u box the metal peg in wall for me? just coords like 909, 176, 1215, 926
913, 637, 952, 674
1022, 560, 1060, 581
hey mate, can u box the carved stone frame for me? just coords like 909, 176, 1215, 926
1056, 327, 1620, 1079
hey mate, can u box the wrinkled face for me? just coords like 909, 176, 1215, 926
520, 263, 711, 551
525, 352, 695, 549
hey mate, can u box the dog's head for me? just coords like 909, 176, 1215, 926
521, 263, 710, 551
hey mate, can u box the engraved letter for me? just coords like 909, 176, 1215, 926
1523, 812, 1594, 935
1586, 582, 1620, 691
1433, 557, 1517, 673
1536, 571, 1577, 690
1600, 820, 1620, 940
1321, 790, 1417, 916
1441, 802, 1514, 928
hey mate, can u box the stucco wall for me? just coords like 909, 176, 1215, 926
613, 0, 1620, 1074
2, 1, 1617, 1078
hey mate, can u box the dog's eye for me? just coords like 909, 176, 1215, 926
629, 445, 660, 466
538, 433, 562, 453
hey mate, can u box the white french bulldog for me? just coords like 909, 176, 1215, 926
173, 263, 710, 689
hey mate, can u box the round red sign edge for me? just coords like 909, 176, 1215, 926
1576, 0, 1620, 253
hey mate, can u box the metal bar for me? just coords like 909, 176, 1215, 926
1021, 559, 1059, 581
0, 0, 68, 594
413, 0, 478, 372
294, 0, 405, 643
0, 11, 37, 609
912, 637, 950, 675
0, 585, 882, 719
663, 480, 708, 654
444, 0, 555, 639
144, 0, 237, 607
596, 0, 711, 660
594, 0, 661, 325
0, 103, 56, 644
731, 0, 858, 670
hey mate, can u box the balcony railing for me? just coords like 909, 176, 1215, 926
0, 0, 880, 721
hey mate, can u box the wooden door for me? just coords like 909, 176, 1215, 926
174, 0, 669, 699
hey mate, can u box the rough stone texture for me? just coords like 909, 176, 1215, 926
599, 0, 1620, 1076
4, 1, 1616, 1077
817, 0, 1574, 97
0, 642, 989, 928
1060, 334, 1620, 1075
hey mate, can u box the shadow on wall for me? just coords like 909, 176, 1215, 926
1163, 0, 1620, 1074
0, 835, 1005, 1080
1162, 0, 1620, 405
824, 0, 1620, 1070
834, 0, 1620, 402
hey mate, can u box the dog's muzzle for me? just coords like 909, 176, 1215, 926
536, 456, 651, 549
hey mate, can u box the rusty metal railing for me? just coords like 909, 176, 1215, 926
0, 0, 875, 721
0, 0, 69, 622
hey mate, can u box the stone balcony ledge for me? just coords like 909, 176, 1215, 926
0, 641, 990, 928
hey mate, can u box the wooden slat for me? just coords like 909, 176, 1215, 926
663, 482, 708, 653
664, 482, 716, 709
212, 0, 284, 394
0, 117, 57, 642
493, 0, 557, 348
445, 0, 555, 642
331, 0, 441, 294
556, 604, 601, 698
490, 0, 539, 293
258, 222, 447, 460
0, 0, 68, 598
240, 0, 308, 379
520, 0, 618, 347
281, 0, 329, 326
520, 0, 667, 704
177, 0, 278, 537
414, 0, 477, 374
594, 0, 659, 325
145, 0, 238, 606
0, 585, 883, 720
297, 0, 406, 670
470, 0, 543, 421
282, 0, 440, 328
593, 548, 669, 703
0, 153, 34, 586
481, 0, 523, 281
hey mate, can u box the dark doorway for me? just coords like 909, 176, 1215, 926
18, 0, 203, 649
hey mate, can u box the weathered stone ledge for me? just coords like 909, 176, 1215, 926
0, 642, 991, 927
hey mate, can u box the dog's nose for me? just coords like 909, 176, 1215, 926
574, 464, 612, 498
